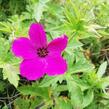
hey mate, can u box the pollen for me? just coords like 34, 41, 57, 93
37, 47, 49, 57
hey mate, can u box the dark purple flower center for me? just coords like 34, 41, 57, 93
37, 47, 49, 57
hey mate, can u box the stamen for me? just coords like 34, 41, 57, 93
37, 47, 48, 57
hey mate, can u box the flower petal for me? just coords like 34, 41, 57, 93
20, 59, 45, 80
48, 34, 68, 53
45, 53, 67, 76
11, 37, 37, 59
12, 37, 37, 59
29, 23, 47, 48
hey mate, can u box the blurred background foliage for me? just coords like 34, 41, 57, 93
0, 0, 109, 109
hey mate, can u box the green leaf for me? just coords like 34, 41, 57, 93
0, 38, 10, 62
97, 61, 107, 78
34, 0, 50, 22
3, 64, 19, 88
0, 22, 12, 33
66, 37, 83, 55
66, 75, 83, 109
14, 98, 30, 109
70, 82, 83, 109
55, 85, 68, 92
40, 75, 65, 87
55, 97, 72, 109
82, 90, 94, 108
71, 59, 94, 74
97, 77, 109, 89
14, 97, 42, 109
18, 83, 50, 100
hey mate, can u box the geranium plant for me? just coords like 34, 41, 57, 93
0, 0, 109, 109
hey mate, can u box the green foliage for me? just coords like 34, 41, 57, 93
54, 97, 72, 109
18, 83, 50, 100
67, 77, 83, 109
82, 90, 94, 108
3, 64, 19, 88
14, 97, 41, 109
97, 61, 107, 78
0, 0, 109, 108
0, 81, 5, 92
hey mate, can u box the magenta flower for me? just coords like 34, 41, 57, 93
11, 23, 68, 80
